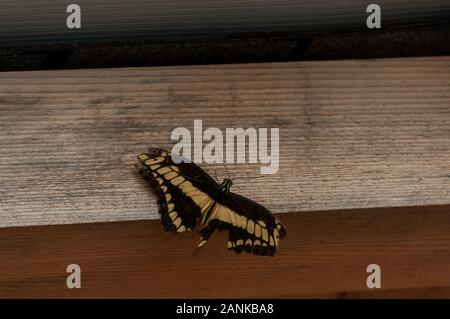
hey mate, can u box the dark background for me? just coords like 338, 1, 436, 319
0, 0, 449, 71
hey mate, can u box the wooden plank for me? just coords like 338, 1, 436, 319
1, 57, 450, 228
0, 205, 449, 298
302, 287, 450, 299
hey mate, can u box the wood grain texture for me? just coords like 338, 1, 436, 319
1, 57, 450, 227
0, 205, 449, 298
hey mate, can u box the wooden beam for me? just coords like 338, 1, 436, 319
0, 205, 449, 298
1, 57, 450, 227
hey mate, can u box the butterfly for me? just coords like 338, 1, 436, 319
135, 148, 286, 256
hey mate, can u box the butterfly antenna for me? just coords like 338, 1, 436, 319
212, 169, 220, 184
223, 162, 230, 180
232, 174, 268, 182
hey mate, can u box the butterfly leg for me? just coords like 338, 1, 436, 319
198, 222, 218, 247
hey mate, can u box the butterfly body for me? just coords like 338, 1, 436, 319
136, 148, 286, 256
201, 178, 232, 225
216, 178, 233, 198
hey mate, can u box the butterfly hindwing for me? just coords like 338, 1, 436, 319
201, 193, 286, 256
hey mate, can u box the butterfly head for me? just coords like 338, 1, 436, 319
217, 178, 233, 195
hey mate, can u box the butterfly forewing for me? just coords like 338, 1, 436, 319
136, 149, 216, 233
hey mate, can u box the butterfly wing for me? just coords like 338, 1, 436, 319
136, 148, 286, 256
200, 192, 286, 256
136, 148, 218, 233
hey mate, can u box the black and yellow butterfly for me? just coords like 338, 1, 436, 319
136, 148, 286, 256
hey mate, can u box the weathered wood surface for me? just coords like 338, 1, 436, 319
1, 57, 450, 228
0, 205, 449, 298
